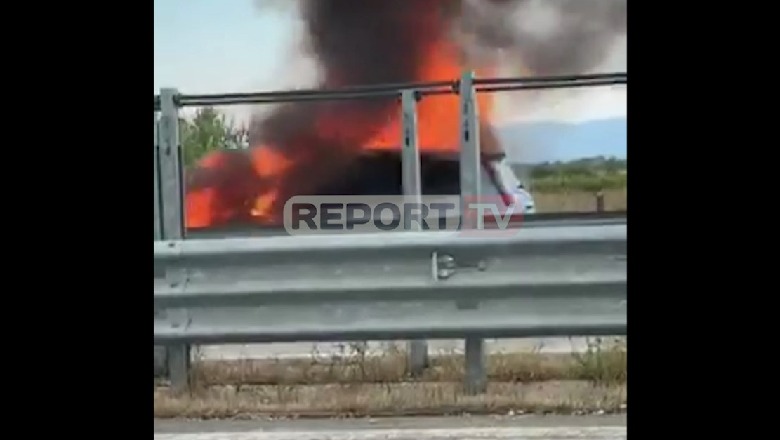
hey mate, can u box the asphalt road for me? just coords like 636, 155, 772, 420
154, 415, 626, 439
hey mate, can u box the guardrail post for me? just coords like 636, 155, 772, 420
153, 111, 168, 378
596, 191, 605, 212
158, 88, 191, 393
401, 89, 429, 376
459, 70, 487, 395
154, 112, 162, 240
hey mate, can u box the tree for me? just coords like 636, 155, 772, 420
179, 107, 248, 167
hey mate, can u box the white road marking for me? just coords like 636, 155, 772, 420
154, 426, 627, 440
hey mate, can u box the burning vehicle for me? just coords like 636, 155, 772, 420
185, 148, 535, 231
183, 0, 623, 230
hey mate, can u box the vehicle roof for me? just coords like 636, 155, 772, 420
315, 149, 505, 196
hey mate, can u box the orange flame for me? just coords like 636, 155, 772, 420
185, 15, 500, 228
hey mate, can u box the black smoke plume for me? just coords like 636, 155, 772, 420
186, 1, 627, 226
461, 0, 627, 75
248, 0, 454, 207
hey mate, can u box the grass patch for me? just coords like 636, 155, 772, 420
531, 174, 627, 193
154, 381, 626, 419
188, 338, 625, 387
154, 338, 626, 418
532, 188, 627, 213
571, 338, 627, 384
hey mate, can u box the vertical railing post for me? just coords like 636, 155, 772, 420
153, 111, 167, 378
154, 111, 162, 240
458, 71, 487, 395
158, 88, 191, 393
401, 89, 429, 376
596, 190, 605, 212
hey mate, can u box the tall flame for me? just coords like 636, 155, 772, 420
185, 1, 499, 228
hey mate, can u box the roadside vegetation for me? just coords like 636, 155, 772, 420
154, 338, 626, 418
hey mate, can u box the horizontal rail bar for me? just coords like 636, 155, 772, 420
154, 284, 626, 344
184, 211, 627, 239
179, 90, 404, 107
156, 276, 626, 308
154, 72, 626, 109
421, 76, 627, 97
181, 81, 454, 103
476, 77, 625, 93
473, 71, 626, 86
420, 78, 628, 96
154, 323, 627, 345
156, 223, 626, 262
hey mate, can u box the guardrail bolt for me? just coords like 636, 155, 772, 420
434, 253, 488, 280
436, 254, 457, 280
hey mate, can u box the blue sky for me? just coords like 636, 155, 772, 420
154, 0, 626, 160
154, 0, 298, 94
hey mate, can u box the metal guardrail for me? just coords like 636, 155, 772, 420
155, 224, 626, 341
154, 69, 628, 394
154, 223, 627, 392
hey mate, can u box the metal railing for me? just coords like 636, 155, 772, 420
154, 70, 627, 394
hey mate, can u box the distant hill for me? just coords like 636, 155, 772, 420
496, 117, 627, 163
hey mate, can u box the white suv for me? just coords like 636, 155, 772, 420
482, 155, 536, 215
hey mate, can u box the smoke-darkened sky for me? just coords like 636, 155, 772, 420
155, 0, 625, 123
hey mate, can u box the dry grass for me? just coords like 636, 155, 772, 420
189, 339, 626, 387
533, 188, 627, 212
154, 381, 626, 419
155, 338, 625, 419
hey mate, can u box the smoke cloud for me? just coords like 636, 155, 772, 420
254, 0, 626, 206
249, 0, 627, 143
253, 0, 627, 79
251, 0, 627, 158
246, 0, 459, 205
185, 1, 627, 227
458, 0, 626, 75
